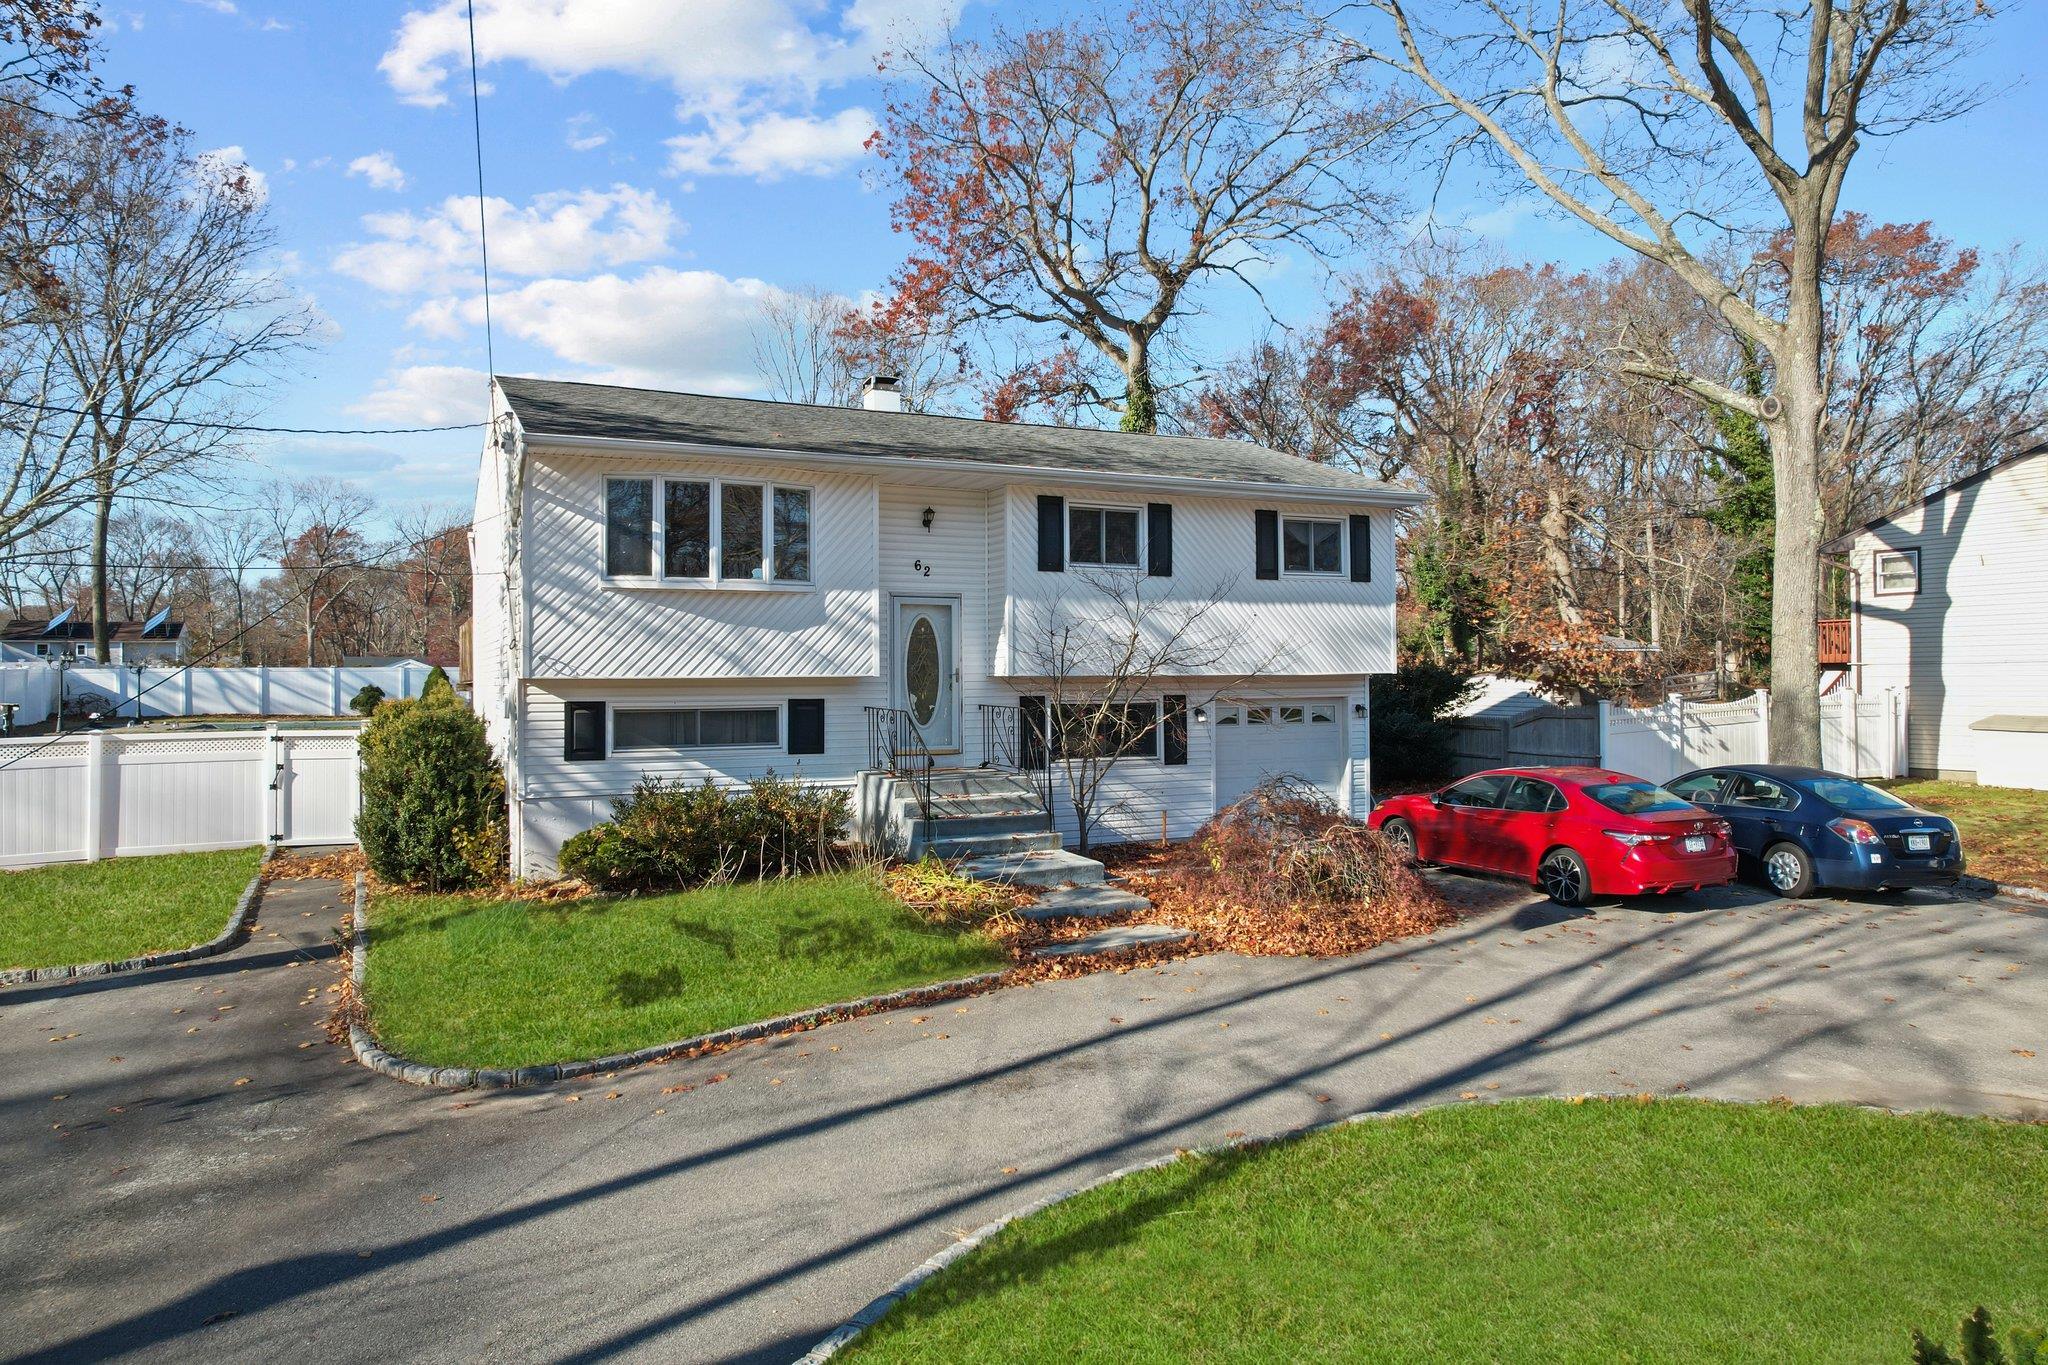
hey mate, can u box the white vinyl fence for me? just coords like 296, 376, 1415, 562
56, 662, 453, 721
0, 725, 363, 868
1602, 688, 1906, 784
0, 664, 59, 730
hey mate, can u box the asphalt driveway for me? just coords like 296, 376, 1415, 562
2, 871, 2043, 1364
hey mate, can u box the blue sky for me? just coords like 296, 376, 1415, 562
94, 0, 2048, 524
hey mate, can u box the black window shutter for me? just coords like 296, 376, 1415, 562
1254, 509, 1279, 580
1349, 513, 1372, 583
1146, 502, 1173, 577
787, 699, 825, 755
1019, 695, 1048, 768
1036, 495, 1065, 572
565, 701, 605, 761
1162, 695, 1188, 766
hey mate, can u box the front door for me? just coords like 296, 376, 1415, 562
893, 598, 959, 751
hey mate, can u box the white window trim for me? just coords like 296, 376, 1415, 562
1066, 501, 1145, 570
602, 473, 816, 592
1280, 515, 1347, 578
1871, 546, 1919, 598
607, 702, 785, 756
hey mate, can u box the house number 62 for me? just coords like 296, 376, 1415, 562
912, 559, 934, 577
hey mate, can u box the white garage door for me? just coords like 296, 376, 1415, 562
1214, 699, 1348, 810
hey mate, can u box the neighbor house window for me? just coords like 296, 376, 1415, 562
611, 706, 779, 751
606, 477, 655, 577
607, 475, 812, 585
1069, 505, 1142, 567
1282, 517, 1343, 575
1873, 548, 1919, 597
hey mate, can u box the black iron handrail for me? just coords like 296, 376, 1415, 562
865, 705, 936, 821
978, 702, 1055, 827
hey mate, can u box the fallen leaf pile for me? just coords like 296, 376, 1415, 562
267, 848, 366, 882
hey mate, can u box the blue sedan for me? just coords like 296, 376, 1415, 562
1666, 764, 1966, 897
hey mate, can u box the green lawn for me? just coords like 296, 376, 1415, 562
1890, 780, 2048, 889
362, 870, 1011, 1069
0, 846, 263, 971
846, 1100, 2048, 1363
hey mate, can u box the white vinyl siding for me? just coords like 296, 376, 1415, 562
1847, 451, 2048, 777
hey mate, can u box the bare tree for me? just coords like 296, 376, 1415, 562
1017, 570, 1278, 853
262, 477, 374, 666
749, 284, 860, 407
873, 0, 1398, 431
1331, 0, 1997, 762
29, 119, 317, 660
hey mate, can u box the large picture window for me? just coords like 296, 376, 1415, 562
1069, 505, 1142, 568
612, 706, 779, 752
1051, 700, 1159, 760
605, 474, 812, 585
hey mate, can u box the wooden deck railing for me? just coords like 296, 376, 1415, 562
1818, 617, 1852, 666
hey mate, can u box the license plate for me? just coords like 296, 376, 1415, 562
1906, 833, 1932, 852
1683, 835, 1709, 854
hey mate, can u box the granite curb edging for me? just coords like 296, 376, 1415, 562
344, 872, 1017, 1090
0, 846, 274, 987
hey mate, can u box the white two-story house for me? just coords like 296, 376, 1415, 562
470, 375, 1423, 879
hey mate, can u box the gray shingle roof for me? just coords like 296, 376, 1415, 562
496, 376, 1409, 496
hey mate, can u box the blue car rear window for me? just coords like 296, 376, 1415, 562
1804, 777, 1910, 809
1585, 781, 1693, 815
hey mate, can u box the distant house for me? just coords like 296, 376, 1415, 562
0, 614, 187, 665
1826, 442, 2048, 788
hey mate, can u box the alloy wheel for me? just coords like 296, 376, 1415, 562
1767, 848, 1804, 892
1540, 852, 1583, 904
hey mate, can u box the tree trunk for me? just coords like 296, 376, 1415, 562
1119, 337, 1158, 435
1767, 263, 1827, 766
90, 475, 113, 663
1539, 486, 1581, 624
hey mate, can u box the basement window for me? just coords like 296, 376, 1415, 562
612, 706, 780, 752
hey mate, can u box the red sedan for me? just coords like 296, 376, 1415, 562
1367, 766, 1738, 906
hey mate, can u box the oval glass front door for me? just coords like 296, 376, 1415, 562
906, 616, 940, 727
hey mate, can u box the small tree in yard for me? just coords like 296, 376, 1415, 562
348, 683, 385, 716
355, 689, 504, 891
1018, 571, 1278, 854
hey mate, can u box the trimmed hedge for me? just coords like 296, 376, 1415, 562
355, 688, 505, 890
560, 773, 848, 893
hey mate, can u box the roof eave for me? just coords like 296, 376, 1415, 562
513, 427, 1430, 509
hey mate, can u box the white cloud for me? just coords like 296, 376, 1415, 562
332, 184, 680, 295
347, 151, 409, 192
422, 267, 781, 392
351, 364, 491, 425
666, 107, 875, 179
185, 0, 237, 13
195, 146, 268, 205
565, 112, 611, 152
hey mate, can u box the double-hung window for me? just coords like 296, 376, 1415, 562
1873, 548, 1919, 597
605, 475, 811, 585
1282, 516, 1344, 575
1069, 505, 1142, 568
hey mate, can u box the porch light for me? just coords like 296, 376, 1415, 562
1353, 703, 1366, 717
921, 506, 935, 529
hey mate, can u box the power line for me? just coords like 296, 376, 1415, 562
0, 397, 485, 436
0, 520, 480, 774
466, 0, 496, 380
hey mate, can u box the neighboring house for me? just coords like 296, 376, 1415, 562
470, 375, 1422, 878
1827, 442, 2048, 788
0, 614, 187, 665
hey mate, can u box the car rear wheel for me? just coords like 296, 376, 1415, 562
1381, 817, 1418, 865
1763, 842, 1816, 898
1538, 847, 1591, 907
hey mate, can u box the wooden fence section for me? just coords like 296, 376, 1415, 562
1450, 705, 1600, 776
0, 725, 363, 868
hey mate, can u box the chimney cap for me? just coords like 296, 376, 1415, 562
863, 374, 902, 392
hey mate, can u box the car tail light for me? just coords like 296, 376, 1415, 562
1711, 818, 1732, 840
1603, 830, 1669, 846
1829, 817, 1883, 846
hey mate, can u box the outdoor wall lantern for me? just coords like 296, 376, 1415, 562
1353, 703, 1367, 717
921, 506, 935, 530
1193, 707, 1208, 723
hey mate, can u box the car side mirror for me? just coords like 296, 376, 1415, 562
1430, 791, 1446, 807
